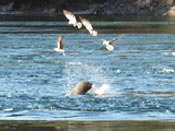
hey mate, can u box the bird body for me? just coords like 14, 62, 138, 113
63, 9, 82, 29
54, 36, 66, 56
79, 16, 98, 36
106, 44, 114, 51
101, 37, 119, 51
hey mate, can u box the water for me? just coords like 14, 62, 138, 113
0, 16, 175, 120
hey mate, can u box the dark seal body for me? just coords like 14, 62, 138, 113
70, 81, 93, 95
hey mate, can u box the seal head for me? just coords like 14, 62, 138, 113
70, 81, 93, 95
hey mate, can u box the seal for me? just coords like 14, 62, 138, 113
70, 81, 93, 95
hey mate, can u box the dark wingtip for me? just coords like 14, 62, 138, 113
79, 16, 83, 21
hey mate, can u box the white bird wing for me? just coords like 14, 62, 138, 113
57, 36, 64, 49
63, 10, 77, 24
100, 38, 108, 45
79, 16, 93, 31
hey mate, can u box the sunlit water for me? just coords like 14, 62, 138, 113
0, 16, 175, 120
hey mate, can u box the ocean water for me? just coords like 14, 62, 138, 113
0, 16, 175, 120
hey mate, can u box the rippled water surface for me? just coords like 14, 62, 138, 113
0, 16, 175, 120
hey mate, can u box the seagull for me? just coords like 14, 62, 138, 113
79, 16, 98, 36
63, 9, 82, 29
54, 36, 66, 56
101, 37, 119, 51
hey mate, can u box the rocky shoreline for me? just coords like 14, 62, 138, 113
0, 0, 175, 16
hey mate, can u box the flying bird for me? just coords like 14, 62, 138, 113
54, 36, 66, 56
63, 9, 82, 29
79, 16, 98, 36
101, 37, 119, 51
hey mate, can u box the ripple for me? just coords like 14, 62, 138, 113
0, 19, 175, 120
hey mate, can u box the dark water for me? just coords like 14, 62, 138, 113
1, 120, 175, 131
0, 16, 175, 120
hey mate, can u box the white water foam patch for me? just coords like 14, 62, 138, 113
64, 60, 115, 94
161, 68, 175, 73
94, 84, 111, 96
3, 108, 14, 112
152, 66, 175, 74
162, 51, 175, 56
93, 83, 123, 97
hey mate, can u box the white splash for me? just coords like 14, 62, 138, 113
172, 52, 175, 56
3, 108, 14, 112
64, 61, 111, 92
116, 69, 121, 74
161, 68, 175, 73
94, 84, 110, 96
162, 52, 175, 56
68, 62, 82, 65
